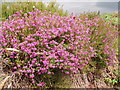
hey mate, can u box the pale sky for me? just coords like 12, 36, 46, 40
2, 0, 120, 2
44, 0, 119, 2
1, 0, 119, 14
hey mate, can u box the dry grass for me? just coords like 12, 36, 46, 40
0, 73, 33, 88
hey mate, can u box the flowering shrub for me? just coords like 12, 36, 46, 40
0, 9, 118, 87
79, 12, 118, 71
1, 1, 68, 21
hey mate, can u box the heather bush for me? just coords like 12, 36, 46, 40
78, 12, 118, 71
1, 1, 68, 21
0, 9, 118, 87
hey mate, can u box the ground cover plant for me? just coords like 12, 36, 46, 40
0, 8, 118, 88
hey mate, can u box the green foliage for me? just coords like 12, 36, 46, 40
105, 78, 118, 85
105, 69, 120, 86
101, 13, 119, 25
115, 87, 120, 90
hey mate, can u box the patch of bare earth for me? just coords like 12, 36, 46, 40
71, 64, 118, 88
0, 60, 118, 89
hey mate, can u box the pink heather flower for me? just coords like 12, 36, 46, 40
25, 74, 28, 76
38, 72, 41, 74
27, 70, 32, 73
36, 63, 40, 66
51, 65, 55, 68
79, 67, 84, 69
33, 53, 38, 56
92, 67, 96, 69
48, 72, 51, 74
80, 60, 82, 63
82, 63, 86, 66
85, 61, 88, 64
29, 64, 33, 68
23, 66, 28, 69
22, 70, 26, 73
90, 47, 93, 50
32, 60, 35, 64
23, 41, 28, 44
37, 82, 45, 87
33, 58, 37, 61
5, 60, 8, 63
55, 60, 59, 63
32, 79, 35, 83
16, 11, 20, 14
19, 43, 24, 46
17, 65, 21, 67
73, 70, 77, 74
70, 67, 75, 70
43, 61, 49, 64
59, 65, 63, 69
94, 23, 98, 27
65, 72, 69, 74
13, 67, 17, 69
24, 13, 27, 16
59, 60, 63, 62
12, 14, 17, 17
16, 31, 20, 33
30, 74, 34, 78
13, 71, 17, 74
32, 48, 37, 50
19, 70, 23, 73
27, 61, 30, 63
3, 43, 7, 46
21, 61, 24, 63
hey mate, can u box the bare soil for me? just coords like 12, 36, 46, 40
0, 62, 118, 89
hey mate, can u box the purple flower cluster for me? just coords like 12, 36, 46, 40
0, 9, 118, 87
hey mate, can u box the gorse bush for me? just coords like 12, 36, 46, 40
0, 9, 118, 87
1, 1, 68, 21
